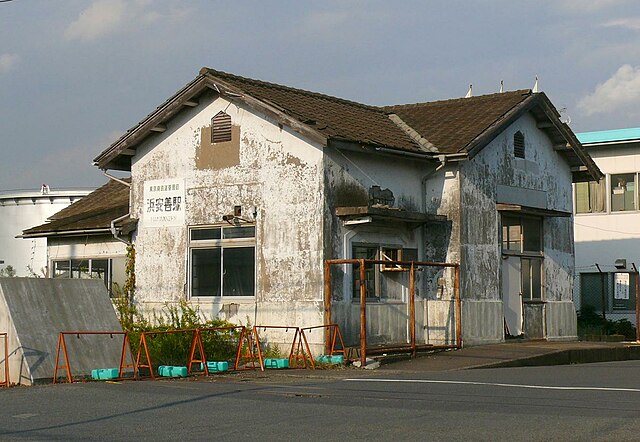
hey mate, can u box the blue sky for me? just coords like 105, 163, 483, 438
1, 0, 640, 191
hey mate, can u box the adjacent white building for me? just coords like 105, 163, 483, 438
0, 187, 92, 277
574, 127, 640, 319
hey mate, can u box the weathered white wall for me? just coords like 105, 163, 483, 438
130, 91, 326, 330
454, 113, 574, 345
0, 190, 91, 276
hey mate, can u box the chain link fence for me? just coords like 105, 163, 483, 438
574, 265, 638, 339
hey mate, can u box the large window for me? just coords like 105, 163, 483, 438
52, 257, 126, 297
501, 215, 543, 301
190, 225, 255, 297
575, 180, 606, 213
610, 173, 636, 212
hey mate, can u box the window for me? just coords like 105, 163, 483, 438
352, 244, 417, 299
610, 173, 636, 212
501, 215, 543, 301
575, 180, 606, 213
52, 257, 126, 297
514, 131, 525, 159
501, 215, 542, 254
190, 225, 255, 297
580, 272, 636, 312
211, 111, 232, 143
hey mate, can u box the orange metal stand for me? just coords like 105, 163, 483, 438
253, 326, 305, 368
53, 331, 135, 384
0, 333, 9, 387
135, 329, 200, 380
297, 324, 347, 369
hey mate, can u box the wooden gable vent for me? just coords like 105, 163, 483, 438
211, 111, 232, 143
514, 131, 525, 159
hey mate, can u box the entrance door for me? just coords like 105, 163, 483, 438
502, 256, 523, 336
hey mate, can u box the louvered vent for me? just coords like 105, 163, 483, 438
514, 131, 525, 159
211, 111, 232, 143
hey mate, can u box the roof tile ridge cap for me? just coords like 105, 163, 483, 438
384, 89, 532, 109
201, 67, 382, 112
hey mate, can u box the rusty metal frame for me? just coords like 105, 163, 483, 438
0, 333, 8, 387
53, 331, 135, 384
324, 258, 462, 367
192, 325, 262, 372
135, 329, 200, 380
298, 324, 346, 369
253, 325, 304, 368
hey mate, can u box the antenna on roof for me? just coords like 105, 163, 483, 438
499, 80, 504, 93
465, 84, 473, 98
532, 75, 539, 93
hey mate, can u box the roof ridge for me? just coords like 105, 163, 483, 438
384, 89, 532, 110
201, 67, 383, 112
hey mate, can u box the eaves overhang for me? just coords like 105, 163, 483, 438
93, 71, 331, 171
336, 206, 447, 225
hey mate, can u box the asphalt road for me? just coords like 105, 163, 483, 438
1, 360, 640, 441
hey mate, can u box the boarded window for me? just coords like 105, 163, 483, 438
514, 131, 525, 159
211, 111, 232, 143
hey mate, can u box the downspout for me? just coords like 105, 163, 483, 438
111, 213, 131, 246
104, 171, 132, 246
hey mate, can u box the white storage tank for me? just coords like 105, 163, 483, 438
0, 186, 93, 277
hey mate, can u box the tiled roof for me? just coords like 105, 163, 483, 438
202, 68, 422, 152
384, 90, 532, 154
22, 179, 130, 236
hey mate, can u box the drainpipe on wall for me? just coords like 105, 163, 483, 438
104, 171, 132, 246
110, 213, 132, 246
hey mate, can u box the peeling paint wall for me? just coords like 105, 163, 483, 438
129, 90, 325, 330
455, 113, 575, 344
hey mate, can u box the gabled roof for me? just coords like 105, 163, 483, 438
384, 90, 532, 155
22, 179, 132, 238
93, 67, 601, 182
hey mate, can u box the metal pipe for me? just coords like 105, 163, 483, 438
102, 171, 131, 187
595, 263, 606, 322
110, 212, 131, 245
359, 258, 367, 367
409, 270, 417, 353
634, 263, 640, 343
324, 260, 331, 355
455, 264, 462, 348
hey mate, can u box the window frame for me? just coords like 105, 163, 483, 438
188, 225, 256, 299
501, 214, 545, 301
51, 257, 124, 297
351, 243, 417, 301
610, 172, 637, 212
574, 179, 606, 214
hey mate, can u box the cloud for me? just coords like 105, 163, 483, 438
601, 18, 640, 30
577, 64, 640, 116
64, 0, 167, 42
65, 0, 127, 41
0, 53, 19, 74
